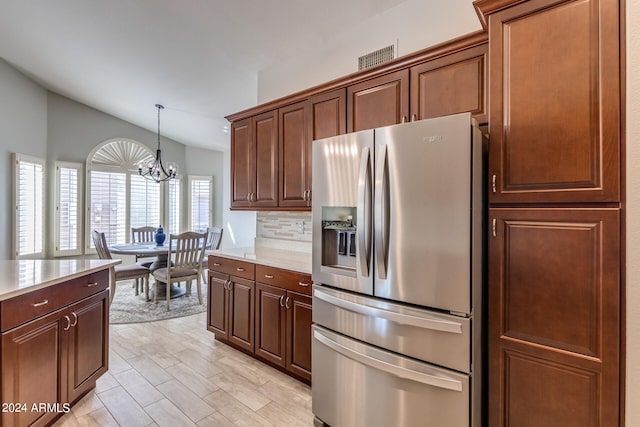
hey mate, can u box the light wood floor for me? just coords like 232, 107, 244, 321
53, 312, 313, 426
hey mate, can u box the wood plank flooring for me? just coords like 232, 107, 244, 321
53, 312, 313, 426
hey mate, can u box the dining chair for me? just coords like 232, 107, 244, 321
92, 230, 151, 303
200, 226, 224, 282
151, 231, 208, 311
131, 226, 156, 294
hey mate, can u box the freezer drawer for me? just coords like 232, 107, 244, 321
312, 325, 470, 427
313, 285, 471, 373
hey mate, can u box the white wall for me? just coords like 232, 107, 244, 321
0, 59, 48, 259
185, 145, 225, 228
257, 0, 482, 103
626, 0, 639, 423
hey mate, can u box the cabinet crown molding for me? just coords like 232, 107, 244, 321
473, 0, 528, 29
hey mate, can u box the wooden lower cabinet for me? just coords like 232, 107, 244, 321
1, 289, 109, 427
208, 258, 312, 383
207, 271, 255, 353
255, 283, 312, 382
488, 208, 620, 426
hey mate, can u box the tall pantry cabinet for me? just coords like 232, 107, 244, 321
474, 0, 623, 425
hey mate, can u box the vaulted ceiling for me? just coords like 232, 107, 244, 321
0, 0, 480, 151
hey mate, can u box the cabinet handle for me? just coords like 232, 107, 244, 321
411, 114, 417, 122
285, 296, 291, 309
401, 115, 407, 123
279, 295, 285, 307
213, 263, 221, 267
307, 190, 311, 203
236, 267, 245, 272
70, 312, 78, 327
63, 315, 71, 331
251, 192, 256, 202
298, 282, 310, 287
85, 282, 99, 288
264, 274, 274, 279
32, 299, 49, 307
492, 174, 497, 193
492, 218, 497, 238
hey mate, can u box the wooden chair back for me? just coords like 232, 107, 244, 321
168, 231, 208, 273
91, 230, 112, 260
205, 226, 223, 250
132, 226, 156, 244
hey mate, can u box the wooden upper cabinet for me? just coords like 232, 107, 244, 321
230, 118, 253, 208
279, 101, 310, 208
410, 43, 487, 124
488, 207, 620, 426
230, 111, 278, 209
347, 69, 409, 132
486, 0, 620, 203
308, 88, 347, 141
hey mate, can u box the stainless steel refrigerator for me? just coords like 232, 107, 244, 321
311, 112, 485, 427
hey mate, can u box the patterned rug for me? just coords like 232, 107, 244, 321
109, 279, 207, 324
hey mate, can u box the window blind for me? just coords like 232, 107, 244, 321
190, 177, 212, 232
55, 162, 82, 256
89, 171, 127, 246
15, 155, 44, 257
167, 178, 181, 235
130, 175, 160, 230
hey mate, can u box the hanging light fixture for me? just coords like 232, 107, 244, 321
138, 104, 177, 183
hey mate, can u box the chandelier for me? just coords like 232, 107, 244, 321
138, 104, 177, 183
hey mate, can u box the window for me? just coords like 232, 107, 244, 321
55, 161, 83, 256
188, 176, 212, 233
130, 174, 161, 229
166, 177, 181, 235
13, 153, 45, 259
86, 139, 170, 248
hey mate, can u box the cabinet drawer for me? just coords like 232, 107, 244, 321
208, 256, 255, 280
255, 265, 312, 296
0, 270, 108, 332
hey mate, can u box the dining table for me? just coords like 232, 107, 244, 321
109, 242, 186, 299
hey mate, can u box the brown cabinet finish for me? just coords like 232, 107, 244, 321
1, 289, 109, 427
279, 101, 310, 208
286, 291, 312, 381
207, 270, 255, 353
347, 69, 409, 132
486, 0, 620, 203
307, 89, 346, 141
410, 43, 487, 123
231, 111, 278, 209
255, 282, 287, 367
488, 208, 620, 426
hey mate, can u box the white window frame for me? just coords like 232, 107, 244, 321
187, 175, 213, 233
12, 153, 46, 259
54, 161, 83, 257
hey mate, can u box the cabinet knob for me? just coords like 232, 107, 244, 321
264, 274, 274, 279
85, 282, 99, 288
213, 262, 221, 267
298, 282, 310, 287
236, 267, 245, 272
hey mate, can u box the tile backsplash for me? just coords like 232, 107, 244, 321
256, 211, 312, 243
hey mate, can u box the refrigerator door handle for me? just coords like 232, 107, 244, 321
314, 329, 463, 392
314, 288, 463, 334
357, 147, 372, 278
374, 143, 390, 279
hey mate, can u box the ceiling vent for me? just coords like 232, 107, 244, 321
358, 44, 395, 71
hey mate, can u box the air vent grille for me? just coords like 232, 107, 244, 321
358, 45, 395, 70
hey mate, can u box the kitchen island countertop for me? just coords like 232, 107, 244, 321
0, 259, 120, 301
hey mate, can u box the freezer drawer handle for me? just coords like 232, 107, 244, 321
314, 329, 463, 392
314, 289, 463, 334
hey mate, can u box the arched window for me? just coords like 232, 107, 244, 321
86, 139, 165, 248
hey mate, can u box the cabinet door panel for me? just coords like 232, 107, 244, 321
207, 272, 229, 337
1, 310, 64, 427
410, 44, 487, 123
286, 291, 312, 382
254, 111, 278, 207
279, 101, 309, 207
229, 277, 255, 352
488, 0, 620, 203
308, 89, 346, 141
488, 208, 619, 426
67, 291, 109, 403
255, 283, 287, 366
347, 69, 409, 132
230, 118, 253, 208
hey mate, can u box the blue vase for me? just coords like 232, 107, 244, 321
154, 225, 166, 246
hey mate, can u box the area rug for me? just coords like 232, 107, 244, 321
109, 279, 207, 324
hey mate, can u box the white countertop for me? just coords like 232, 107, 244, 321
206, 246, 312, 274
0, 259, 120, 301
